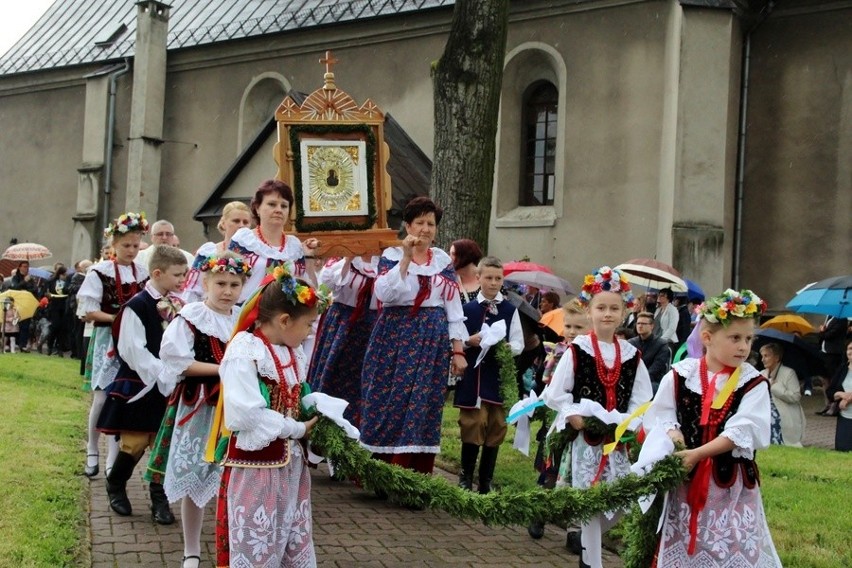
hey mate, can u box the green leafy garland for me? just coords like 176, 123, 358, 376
289, 124, 377, 233
494, 340, 519, 409
311, 417, 686, 528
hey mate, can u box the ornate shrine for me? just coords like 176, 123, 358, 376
274, 51, 399, 257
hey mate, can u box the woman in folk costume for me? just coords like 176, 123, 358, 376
144, 252, 249, 568
541, 266, 653, 568
645, 289, 782, 567
76, 212, 150, 479
308, 255, 379, 426
181, 201, 252, 303
228, 180, 320, 302
210, 265, 331, 568
360, 196, 468, 475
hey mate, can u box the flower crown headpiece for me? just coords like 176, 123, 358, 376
198, 254, 252, 277
698, 288, 767, 326
104, 212, 150, 239
271, 265, 333, 313
578, 266, 636, 309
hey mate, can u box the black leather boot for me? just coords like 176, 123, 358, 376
149, 482, 175, 525
478, 445, 499, 494
105, 451, 136, 516
458, 443, 479, 491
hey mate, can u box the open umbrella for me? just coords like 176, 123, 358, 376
614, 258, 687, 293
2, 243, 52, 261
503, 289, 541, 322
685, 279, 705, 302
503, 261, 553, 276
0, 290, 40, 320
753, 328, 826, 381
760, 314, 815, 336
505, 270, 577, 295
786, 275, 852, 318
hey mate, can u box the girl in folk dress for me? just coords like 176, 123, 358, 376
645, 289, 782, 567
213, 266, 331, 568
541, 267, 653, 568
182, 201, 252, 303
145, 252, 249, 568
228, 180, 320, 302
308, 255, 379, 426
76, 212, 150, 478
359, 197, 468, 475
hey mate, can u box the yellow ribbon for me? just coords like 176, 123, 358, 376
711, 365, 741, 409
204, 386, 230, 463
603, 401, 652, 455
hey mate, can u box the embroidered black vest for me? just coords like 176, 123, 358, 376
674, 371, 767, 488
94, 270, 147, 327
113, 291, 164, 381
572, 345, 639, 413
174, 318, 224, 407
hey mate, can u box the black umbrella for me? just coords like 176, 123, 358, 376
503, 289, 541, 322
753, 328, 827, 380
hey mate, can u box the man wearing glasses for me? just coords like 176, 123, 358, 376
135, 220, 195, 270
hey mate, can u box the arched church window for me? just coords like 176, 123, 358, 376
520, 81, 558, 206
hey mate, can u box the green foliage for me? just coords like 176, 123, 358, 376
494, 340, 518, 409
311, 415, 687, 527
0, 354, 87, 567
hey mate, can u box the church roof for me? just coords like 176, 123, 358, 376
0, 0, 454, 76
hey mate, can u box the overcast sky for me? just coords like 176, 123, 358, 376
0, 0, 55, 57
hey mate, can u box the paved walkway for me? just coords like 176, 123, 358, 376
86, 390, 837, 567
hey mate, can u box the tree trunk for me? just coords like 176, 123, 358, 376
431, 0, 509, 251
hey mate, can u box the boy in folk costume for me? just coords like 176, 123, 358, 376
210, 266, 332, 568
144, 252, 249, 568
541, 266, 653, 568
645, 290, 782, 567
98, 245, 188, 524
453, 256, 524, 493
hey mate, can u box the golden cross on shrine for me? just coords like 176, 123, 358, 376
319, 50, 339, 75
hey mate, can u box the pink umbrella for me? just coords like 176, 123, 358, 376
2, 242, 53, 261
503, 261, 553, 276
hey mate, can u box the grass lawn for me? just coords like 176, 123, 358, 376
1, 357, 850, 567
0, 354, 88, 568
439, 402, 852, 568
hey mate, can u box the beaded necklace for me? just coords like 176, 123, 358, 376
698, 357, 736, 437
113, 260, 138, 305
256, 226, 286, 252
590, 331, 622, 411
253, 328, 301, 417
412, 247, 433, 266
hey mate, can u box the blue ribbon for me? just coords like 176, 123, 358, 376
506, 399, 546, 424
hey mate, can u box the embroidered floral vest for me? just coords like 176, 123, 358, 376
674, 371, 767, 488
572, 346, 639, 413
175, 319, 224, 407
94, 270, 146, 326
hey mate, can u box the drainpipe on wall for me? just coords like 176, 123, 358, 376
732, 2, 773, 288
103, 58, 131, 231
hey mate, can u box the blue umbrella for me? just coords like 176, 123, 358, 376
685, 279, 705, 302
786, 275, 852, 318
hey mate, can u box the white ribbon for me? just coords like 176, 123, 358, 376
546, 397, 640, 439
127, 375, 175, 403
302, 392, 361, 465
507, 390, 541, 456
629, 423, 675, 513
475, 320, 506, 368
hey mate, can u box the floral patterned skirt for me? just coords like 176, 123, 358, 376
144, 383, 221, 506
308, 303, 376, 427
359, 306, 449, 454
216, 443, 315, 568
656, 480, 782, 567
85, 326, 120, 391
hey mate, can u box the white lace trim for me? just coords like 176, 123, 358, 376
672, 359, 762, 394
89, 259, 147, 279
230, 227, 303, 261
359, 442, 440, 454
382, 246, 453, 277
178, 302, 236, 342
235, 414, 292, 451
573, 334, 639, 362
193, 241, 217, 260
722, 427, 755, 459
223, 332, 303, 387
